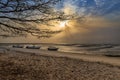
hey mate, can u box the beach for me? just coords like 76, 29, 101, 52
0, 48, 120, 80
0, 0, 120, 79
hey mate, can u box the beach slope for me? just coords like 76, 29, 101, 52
0, 50, 120, 80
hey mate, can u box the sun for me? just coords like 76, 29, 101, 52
59, 21, 68, 28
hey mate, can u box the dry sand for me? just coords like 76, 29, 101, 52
0, 50, 120, 80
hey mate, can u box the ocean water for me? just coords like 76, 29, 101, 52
0, 43, 120, 55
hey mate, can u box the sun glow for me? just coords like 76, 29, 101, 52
59, 21, 69, 28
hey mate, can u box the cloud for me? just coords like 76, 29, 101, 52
48, 16, 120, 44
62, 0, 120, 16
1, 0, 120, 43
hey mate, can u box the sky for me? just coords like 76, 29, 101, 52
0, 0, 120, 44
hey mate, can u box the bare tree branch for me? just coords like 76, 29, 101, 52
0, 0, 82, 38
0, 0, 65, 38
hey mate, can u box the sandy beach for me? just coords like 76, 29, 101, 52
0, 48, 120, 80
0, 0, 120, 80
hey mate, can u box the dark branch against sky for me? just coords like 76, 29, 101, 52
0, 0, 120, 43
0, 0, 66, 38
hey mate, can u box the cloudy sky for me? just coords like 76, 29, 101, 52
0, 0, 120, 43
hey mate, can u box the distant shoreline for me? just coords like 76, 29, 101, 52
0, 43, 120, 45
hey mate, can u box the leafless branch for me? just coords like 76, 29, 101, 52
0, 0, 82, 38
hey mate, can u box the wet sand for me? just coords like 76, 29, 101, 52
0, 49, 120, 80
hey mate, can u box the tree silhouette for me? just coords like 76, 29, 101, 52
0, 0, 69, 38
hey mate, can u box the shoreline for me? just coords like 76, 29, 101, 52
0, 47, 120, 67
9, 48, 120, 67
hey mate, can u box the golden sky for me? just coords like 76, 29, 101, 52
0, 0, 120, 43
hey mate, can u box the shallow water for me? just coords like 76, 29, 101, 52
0, 43, 120, 55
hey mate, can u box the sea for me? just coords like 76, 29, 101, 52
0, 43, 120, 56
